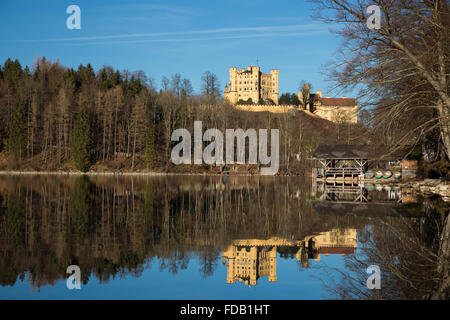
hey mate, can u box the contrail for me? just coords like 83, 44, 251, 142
19, 24, 328, 43
70, 30, 328, 46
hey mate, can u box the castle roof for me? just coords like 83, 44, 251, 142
309, 93, 357, 107
319, 247, 356, 255
320, 98, 357, 107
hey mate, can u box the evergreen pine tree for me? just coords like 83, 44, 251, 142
70, 176, 92, 239
8, 97, 27, 160
71, 106, 92, 172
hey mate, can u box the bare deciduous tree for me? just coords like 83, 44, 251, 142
310, 0, 450, 158
201, 71, 221, 105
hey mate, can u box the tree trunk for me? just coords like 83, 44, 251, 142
431, 214, 450, 300
437, 104, 450, 160
132, 124, 137, 170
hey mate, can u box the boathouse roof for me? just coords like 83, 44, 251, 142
312, 201, 422, 218
312, 145, 369, 160
312, 144, 413, 160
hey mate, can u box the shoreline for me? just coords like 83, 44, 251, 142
398, 179, 450, 202
0, 171, 226, 176
0, 170, 178, 176
0, 170, 302, 177
0, 170, 448, 201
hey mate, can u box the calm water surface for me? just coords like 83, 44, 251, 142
0, 175, 445, 299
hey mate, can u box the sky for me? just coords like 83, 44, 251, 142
0, 0, 346, 96
0, 251, 352, 299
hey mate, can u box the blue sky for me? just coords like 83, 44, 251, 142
0, 252, 349, 300
0, 0, 345, 96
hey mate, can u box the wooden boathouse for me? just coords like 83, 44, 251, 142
311, 145, 369, 184
311, 144, 418, 183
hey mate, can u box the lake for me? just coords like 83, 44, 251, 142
0, 175, 446, 299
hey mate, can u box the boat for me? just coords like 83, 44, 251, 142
375, 171, 383, 179
383, 171, 393, 179
394, 172, 402, 179
375, 184, 383, 191
365, 171, 375, 179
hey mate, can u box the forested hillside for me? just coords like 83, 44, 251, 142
0, 57, 368, 173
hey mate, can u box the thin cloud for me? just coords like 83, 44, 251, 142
139, 4, 201, 16
19, 24, 328, 43
66, 30, 328, 46
113, 3, 203, 16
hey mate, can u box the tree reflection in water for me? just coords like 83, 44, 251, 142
319, 196, 449, 300
0, 175, 447, 299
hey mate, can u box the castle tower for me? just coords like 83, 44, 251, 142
268, 246, 277, 282
249, 246, 258, 286
269, 70, 279, 105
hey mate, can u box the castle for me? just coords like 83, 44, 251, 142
224, 66, 358, 123
310, 90, 358, 123
224, 66, 279, 105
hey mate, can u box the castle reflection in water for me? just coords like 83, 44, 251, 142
222, 229, 357, 286
0, 175, 426, 297
223, 181, 417, 286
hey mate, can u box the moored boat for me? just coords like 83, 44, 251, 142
394, 172, 401, 179
365, 171, 375, 179
383, 171, 392, 179
375, 171, 383, 179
